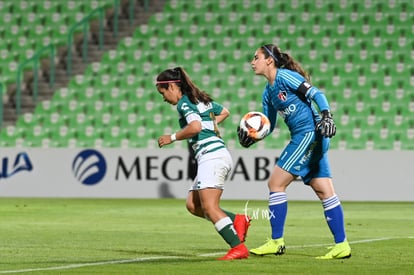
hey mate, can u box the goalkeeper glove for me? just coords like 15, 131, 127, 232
237, 126, 256, 148
316, 110, 336, 138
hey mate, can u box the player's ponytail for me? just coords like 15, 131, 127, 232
173, 67, 213, 104
262, 44, 311, 82
156, 67, 213, 104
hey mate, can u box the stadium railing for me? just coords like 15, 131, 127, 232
15, 44, 56, 115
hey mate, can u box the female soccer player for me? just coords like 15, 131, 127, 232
238, 44, 351, 259
156, 67, 250, 260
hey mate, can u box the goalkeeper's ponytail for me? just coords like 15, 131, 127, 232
262, 44, 311, 83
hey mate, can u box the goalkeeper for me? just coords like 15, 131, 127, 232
238, 44, 351, 259
156, 67, 250, 260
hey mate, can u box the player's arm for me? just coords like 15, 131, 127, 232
158, 99, 204, 147
296, 80, 330, 111
214, 106, 230, 124
262, 92, 277, 133
280, 70, 330, 113
177, 117, 202, 139
171, 102, 203, 141
297, 81, 336, 138
158, 114, 202, 148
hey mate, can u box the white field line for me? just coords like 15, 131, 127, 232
0, 257, 180, 274
1, 236, 413, 274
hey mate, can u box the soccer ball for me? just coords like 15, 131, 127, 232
239, 111, 271, 141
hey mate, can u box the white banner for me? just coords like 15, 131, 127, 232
0, 148, 412, 201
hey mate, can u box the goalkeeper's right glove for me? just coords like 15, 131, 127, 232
237, 126, 256, 148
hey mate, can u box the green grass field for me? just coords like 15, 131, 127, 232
0, 198, 413, 274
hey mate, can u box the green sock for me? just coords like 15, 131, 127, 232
215, 217, 241, 247
221, 209, 236, 221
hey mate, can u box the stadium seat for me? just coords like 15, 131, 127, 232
75, 125, 100, 147
49, 125, 76, 147
23, 125, 49, 147
59, 99, 86, 117
102, 126, 128, 147
0, 126, 19, 147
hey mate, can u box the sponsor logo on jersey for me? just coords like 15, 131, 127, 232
278, 104, 297, 118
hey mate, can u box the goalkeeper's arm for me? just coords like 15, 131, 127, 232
297, 81, 336, 138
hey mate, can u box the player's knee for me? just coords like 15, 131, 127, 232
186, 202, 195, 213
186, 203, 204, 217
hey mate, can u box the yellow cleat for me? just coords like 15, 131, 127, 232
250, 238, 286, 256
316, 240, 351, 260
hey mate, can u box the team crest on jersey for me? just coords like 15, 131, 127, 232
278, 91, 287, 101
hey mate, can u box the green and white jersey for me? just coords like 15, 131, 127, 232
177, 95, 226, 159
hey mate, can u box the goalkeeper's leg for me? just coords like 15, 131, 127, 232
310, 178, 351, 259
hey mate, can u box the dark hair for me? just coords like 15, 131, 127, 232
156, 67, 212, 104
261, 44, 311, 82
